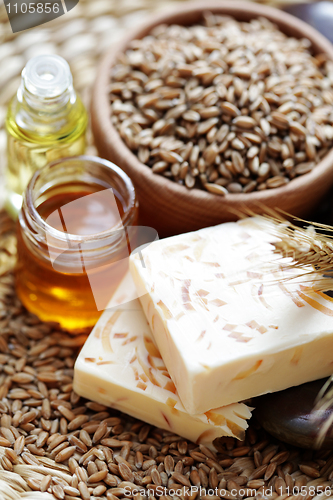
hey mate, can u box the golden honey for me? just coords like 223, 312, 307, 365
5, 55, 87, 217
15, 156, 138, 332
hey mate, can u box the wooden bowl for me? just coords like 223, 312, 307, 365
91, 1, 333, 237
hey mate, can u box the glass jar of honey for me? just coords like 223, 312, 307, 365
16, 156, 138, 332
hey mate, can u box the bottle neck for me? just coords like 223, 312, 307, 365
11, 54, 81, 136
17, 80, 77, 117
12, 85, 80, 139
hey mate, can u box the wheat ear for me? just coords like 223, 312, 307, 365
241, 207, 333, 292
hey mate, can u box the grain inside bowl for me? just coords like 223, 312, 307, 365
109, 13, 333, 195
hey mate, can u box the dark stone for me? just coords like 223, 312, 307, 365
253, 379, 333, 449
282, 2, 333, 44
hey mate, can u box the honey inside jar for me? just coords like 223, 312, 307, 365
16, 157, 138, 331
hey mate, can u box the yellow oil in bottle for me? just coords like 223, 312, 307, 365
5, 55, 87, 217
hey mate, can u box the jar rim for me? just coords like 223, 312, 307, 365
24, 155, 137, 244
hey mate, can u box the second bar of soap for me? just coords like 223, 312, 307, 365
74, 296, 251, 448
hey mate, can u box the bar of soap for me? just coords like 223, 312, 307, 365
130, 218, 333, 415
73, 295, 251, 447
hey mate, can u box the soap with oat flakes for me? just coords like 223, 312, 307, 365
130, 218, 333, 415
73, 291, 251, 447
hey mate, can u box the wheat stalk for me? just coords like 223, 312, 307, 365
241, 207, 333, 292
312, 376, 333, 447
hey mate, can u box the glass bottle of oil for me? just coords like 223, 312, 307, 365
5, 54, 88, 216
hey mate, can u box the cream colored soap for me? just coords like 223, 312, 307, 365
130, 218, 333, 415
73, 293, 251, 448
